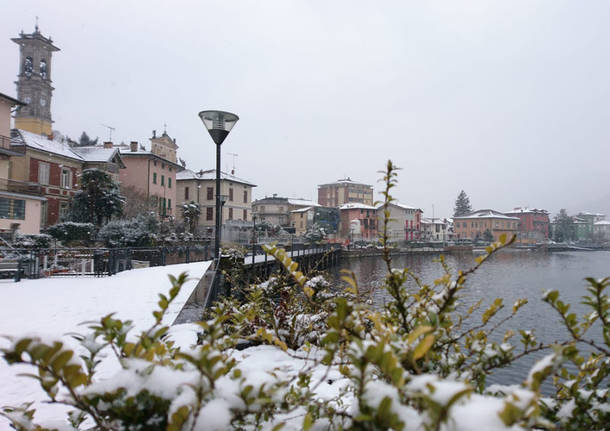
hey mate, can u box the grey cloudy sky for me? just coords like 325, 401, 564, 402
1, 0, 609, 218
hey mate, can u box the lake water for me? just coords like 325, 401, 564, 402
329, 250, 610, 391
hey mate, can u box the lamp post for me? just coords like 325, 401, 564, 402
198, 110, 239, 260
251, 215, 257, 266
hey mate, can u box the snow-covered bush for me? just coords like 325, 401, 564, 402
303, 222, 327, 243
97, 213, 159, 248
11, 233, 52, 249
45, 222, 95, 243
1, 161, 608, 430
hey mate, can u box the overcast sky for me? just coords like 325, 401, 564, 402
1, 0, 609, 218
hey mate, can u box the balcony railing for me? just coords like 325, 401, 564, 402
0, 178, 44, 196
0, 135, 25, 154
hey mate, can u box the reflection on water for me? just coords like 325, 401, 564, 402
329, 250, 610, 390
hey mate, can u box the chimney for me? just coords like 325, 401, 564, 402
130, 141, 138, 152
152, 130, 156, 138
103, 141, 113, 149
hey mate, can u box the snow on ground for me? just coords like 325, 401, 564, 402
0, 261, 211, 428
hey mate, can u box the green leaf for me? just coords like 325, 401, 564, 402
303, 412, 314, 431
413, 334, 435, 361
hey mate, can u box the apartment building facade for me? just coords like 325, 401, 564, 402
176, 168, 255, 235
318, 177, 373, 207
453, 209, 519, 242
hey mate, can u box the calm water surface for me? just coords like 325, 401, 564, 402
329, 250, 610, 390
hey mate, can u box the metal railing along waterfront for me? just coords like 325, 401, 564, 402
0, 244, 215, 279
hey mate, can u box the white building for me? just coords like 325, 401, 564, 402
374, 202, 422, 242
421, 217, 452, 241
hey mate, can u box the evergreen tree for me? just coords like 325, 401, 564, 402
69, 169, 124, 226
453, 190, 472, 217
74, 131, 99, 147
483, 229, 494, 243
553, 209, 575, 242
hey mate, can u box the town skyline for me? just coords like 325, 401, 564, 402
1, 1, 609, 218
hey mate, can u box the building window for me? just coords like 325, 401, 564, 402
169, 167, 172, 172
161, 175, 165, 186
206, 207, 213, 221
185, 187, 189, 200
229, 188, 234, 202
168, 199, 172, 213
207, 187, 213, 200
0, 198, 25, 220
228, 208, 233, 220
168, 178, 172, 188
162, 163, 165, 169
153, 173, 157, 184
38, 162, 50, 185
60, 168, 72, 189
243, 190, 248, 203
243, 209, 247, 220
154, 161, 157, 166
59, 202, 69, 221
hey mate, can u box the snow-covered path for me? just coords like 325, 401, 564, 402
0, 261, 211, 427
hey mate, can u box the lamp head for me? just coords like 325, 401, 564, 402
198, 110, 239, 145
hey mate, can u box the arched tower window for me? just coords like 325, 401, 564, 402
24, 56, 33, 78
40, 59, 47, 79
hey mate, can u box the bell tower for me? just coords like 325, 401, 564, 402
12, 22, 60, 136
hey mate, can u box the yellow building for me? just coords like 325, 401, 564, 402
453, 209, 519, 242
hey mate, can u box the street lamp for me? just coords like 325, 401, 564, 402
251, 214, 257, 266
199, 110, 239, 260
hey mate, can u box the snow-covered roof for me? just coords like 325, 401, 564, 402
288, 198, 321, 207
339, 203, 377, 211
11, 129, 83, 161
318, 177, 372, 188
505, 207, 549, 215
375, 202, 422, 212
72, 146, 124, 166
176, 168, 256, 187
578, 212, 606, 217
290, 206, 313, 214
594, 220, 610, 225
421, 217, 447, 225
454, 209, 520, 221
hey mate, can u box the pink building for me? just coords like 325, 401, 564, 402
119, 131, 181, 219
339, 203, 377, 240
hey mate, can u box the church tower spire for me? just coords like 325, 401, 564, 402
12, 24, 60, 136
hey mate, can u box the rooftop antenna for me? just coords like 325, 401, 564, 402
163, 123, 167, 134
228, 152, 238, 174
101, 124, 115, 141
35, 16, 39, 32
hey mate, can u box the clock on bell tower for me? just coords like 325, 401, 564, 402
12, 23, 60, 136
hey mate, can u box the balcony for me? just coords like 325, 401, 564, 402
0, 178, 44, 197
0, 135, 25, 155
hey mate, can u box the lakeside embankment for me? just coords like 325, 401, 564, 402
341, 244, 610, 258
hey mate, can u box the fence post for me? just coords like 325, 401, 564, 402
186, 246, 190, 264
15, 259, 21, 282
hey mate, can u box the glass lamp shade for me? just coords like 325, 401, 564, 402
198, 110, 239, 145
